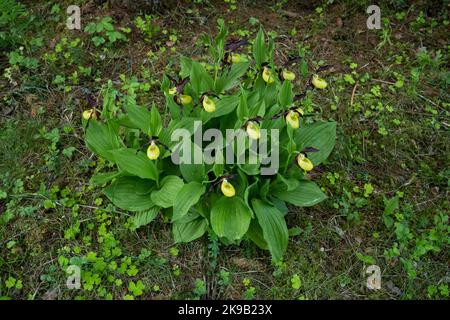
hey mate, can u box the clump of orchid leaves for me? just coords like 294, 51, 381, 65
83, 20, 336, 261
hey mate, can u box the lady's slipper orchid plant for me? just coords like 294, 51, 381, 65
83, 22, 336, 261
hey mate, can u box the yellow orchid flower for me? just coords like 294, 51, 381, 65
221, 179, 236, 197
262, 67, 274, 84
311, 74, 327, 89
285, 110, 300, 129
227, 53, 242, 64
180, 94, 192, 105
282, 70, 296, 81
202, 95, 216, 113
246, 121, 261, 140
82, 109, 97, 121
146, 141, 160, 160
297, 153, 314, 171
168, 87, 177, 95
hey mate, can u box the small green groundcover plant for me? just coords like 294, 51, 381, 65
83, 20, 336, 261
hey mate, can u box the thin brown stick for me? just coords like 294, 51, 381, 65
372, 78, 395, 85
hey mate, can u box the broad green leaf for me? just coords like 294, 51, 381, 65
263, 82, 278, 107
210, 196, 252, 240
212, 160, 224, 178
159, 117, 196, 151
238, 163, 260, 176
202, 95, 240, 123
272, 180, 327, 207
244, 179, 260, 207
180, 163, 205, 183
116, 114, 137, 129
246, 218, 269, 250
294, 121, 336, 165
172, 182, 205, 221
112, 148, 159, 181
272, 197, 288, 215
190, 61, 214, 94
253, 28, 266, 67
249, 100, 265, 118
104, 176, 154, 211
179, 143, 205, 183
85, 120, 121, 161
180, 56, 193, 78
213, 18, 228, 61
90, 171, 122, 186
251, 199, 288, 261
173, 210, 208, 243
132, 206, 160, 229
151, 175, 184, 208
166, 94, 182, 119
101, 81, 117, 119
260, 179, 271, 203
278, 80, 293, 108
236, 168, 249, 198
236, 89, 249, 121
215, 61, 250, 93
125, 102, 151, 135
150, 105, 163, 137
275, 174, 299, 192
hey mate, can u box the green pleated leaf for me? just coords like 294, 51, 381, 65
159, 117, 196, 151
236, 89, 249, 121
278, 80, 293, 108
190, 60, 214, 94
251, 199, 288, 261
173, 210, 208, 243
149, 104, 163, 137
172, 182, 205, 222
215, 61, 250, 93
272, 180, 327, 207
125, 102, 151, 135
210, 196, 252, 240
132, 206, 160, 230
253, 28, 266, 67
85, 120, 121, 161
151, 175, 184, 208
90, 171, 122, 186
104, 176, 154, 211
294, 121, 336, 165
111, 148, 159, 181
179, 143, 205, 183
246, 218, 269, 250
